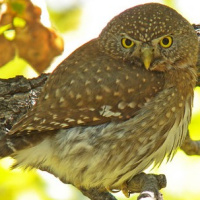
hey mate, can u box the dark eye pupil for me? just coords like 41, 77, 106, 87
125, 39, 132, 46
162, 38, 169, 45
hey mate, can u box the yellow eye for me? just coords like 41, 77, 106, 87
121, 38, 134, 48
160, 36, 173, 48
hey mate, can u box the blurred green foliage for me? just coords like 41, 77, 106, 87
47, 6, 82, 33
189, 87, 200, 140
163, 0, 176, 8
0, 56, 31, 78
0, 158, 53, 200
10, 2, 26, 14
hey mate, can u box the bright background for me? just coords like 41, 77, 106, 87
0, 0, 200, 200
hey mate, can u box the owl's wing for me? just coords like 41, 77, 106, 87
9, 39, 164, 136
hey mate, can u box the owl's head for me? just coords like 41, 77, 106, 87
98, 3, 198, 72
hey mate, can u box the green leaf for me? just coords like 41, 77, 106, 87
13, 17, 26, 28
47, 6, 82, 33
11, 2, 25, 14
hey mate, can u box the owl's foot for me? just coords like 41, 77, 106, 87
106, 183, 130, 198
126, 173, 166, 200
106, 186, 120, 194
106, 182, 130, 198
106, 173, 166, 199
121, 181, 131, 198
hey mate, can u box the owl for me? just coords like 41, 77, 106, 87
0, 3, 198, 199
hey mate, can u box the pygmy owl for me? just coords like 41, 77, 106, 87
0, 3, 198, 199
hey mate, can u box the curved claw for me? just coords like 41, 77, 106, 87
106, 186, 120, 193
121, 181, 130, 198
106, 182, 130, 198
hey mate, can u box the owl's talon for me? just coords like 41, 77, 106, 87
106, 182, 130, 197
121, 182, 130, 198
106, 186, 120, 193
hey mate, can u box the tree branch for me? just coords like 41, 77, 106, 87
0, 74, 49, 138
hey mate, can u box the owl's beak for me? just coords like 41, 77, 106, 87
141, 46, 154, 70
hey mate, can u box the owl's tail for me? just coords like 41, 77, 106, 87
0, 134, 20, 158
